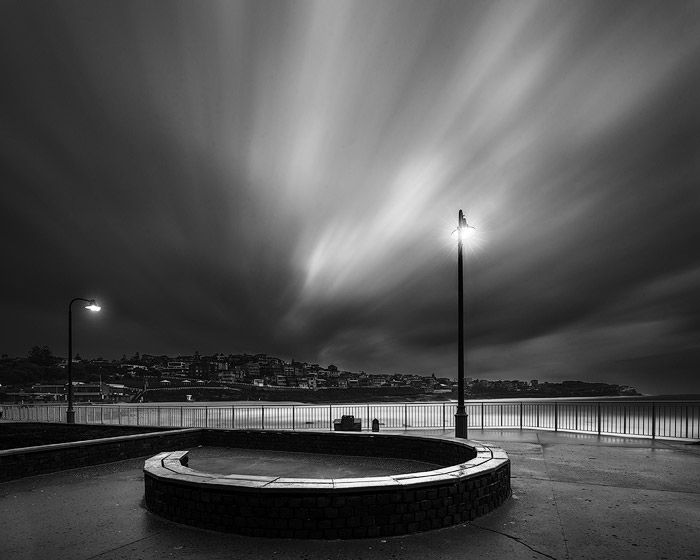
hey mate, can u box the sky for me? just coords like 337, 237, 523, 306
1, 1, 699, 395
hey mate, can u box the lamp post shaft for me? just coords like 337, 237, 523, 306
66, 297, 99, 424
67, 301, 75, 424
455, 209, 468, 438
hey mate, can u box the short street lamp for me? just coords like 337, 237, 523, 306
66, 298, 101, 424
455, 209, 474, 439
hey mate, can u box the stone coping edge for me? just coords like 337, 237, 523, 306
144, 439, 509, 493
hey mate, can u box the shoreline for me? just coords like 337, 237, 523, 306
91, 394, 700, 407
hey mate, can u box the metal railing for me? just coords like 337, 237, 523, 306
2, 399, 699, 440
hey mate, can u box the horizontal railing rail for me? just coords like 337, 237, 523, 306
1, 400, 698, 440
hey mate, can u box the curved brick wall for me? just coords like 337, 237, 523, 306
144, 430, 510, 539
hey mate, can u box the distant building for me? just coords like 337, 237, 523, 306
163, 361, 190, 377
218, 371, 236, 384
106, 383, 130, 400
31, 384, 65, 401
244, 362, 260, 378
70, 382, 111, 402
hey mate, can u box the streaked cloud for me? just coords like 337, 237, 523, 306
1, 0, 699, 393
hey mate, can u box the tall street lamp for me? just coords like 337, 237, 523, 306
455, 209, 474, 438
67, 297, 101, 424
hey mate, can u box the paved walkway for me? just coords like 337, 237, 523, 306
1, 429, 698, 560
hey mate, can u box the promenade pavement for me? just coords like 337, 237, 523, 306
1, 428, 698, 560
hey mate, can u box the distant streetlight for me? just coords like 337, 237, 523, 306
66, 298, 101, 424
455, 209, 474, 438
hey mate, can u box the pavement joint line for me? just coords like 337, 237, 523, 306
83, 531, 163, 560
537, 433, 571, 560
260, 476, 281, 488
469, 521, 560, 560
502, 437, 695, 449
655, 441, 700, 455
512, 475, 700, 495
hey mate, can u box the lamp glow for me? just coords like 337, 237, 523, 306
451, 221, 476, 242
85, 303, 101, 312
463, 224, 476, 238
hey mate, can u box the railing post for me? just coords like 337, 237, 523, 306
575, 405, 578, 431
686, 406, 689, 439
231, 405, 235, 429
261, 406, 265, 430
536, 403, 540, 428
292, 405, 296, 431
651, 403, 656, 440
481, 402, 485, 430
367, 405, 370, 432
443, 402, 446, 430
329, 405, 332, 431
205, 406, 209, 428
118, 405, 121, 425
554, 402, 558, 432
597, 402, 601, 435
519, 402, 523, 430
100, 406, 104, 425
180, 406, 183, 427
136, 407, 140, 426
623, 406, 627, 434
404, 404, 408, 429
157, 407, 161, 427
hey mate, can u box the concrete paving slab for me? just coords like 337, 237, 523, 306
660, 440, 700, 457
493, 441, 549, 479
474, 476, 571, 560
0, 458, 162, 560
541, 442, 700, 492
553, 480, 700, 560
85, 523, 537, 560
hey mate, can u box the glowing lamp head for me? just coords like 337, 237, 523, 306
85, 300, 101, 312
452, 224, 476, 242
461, 224, 476, 240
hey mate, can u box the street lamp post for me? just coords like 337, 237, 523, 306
455, 210, 470, 438
67, 297, 101, 424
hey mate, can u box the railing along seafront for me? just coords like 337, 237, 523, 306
1, 399, 699, 441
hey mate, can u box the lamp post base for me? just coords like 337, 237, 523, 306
454, 411, 468, 439
66, 409, 75, 424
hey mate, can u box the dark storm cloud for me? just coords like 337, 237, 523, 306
1, 1, 699, 394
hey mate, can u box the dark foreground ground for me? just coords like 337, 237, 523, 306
1, 428, 698, 560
